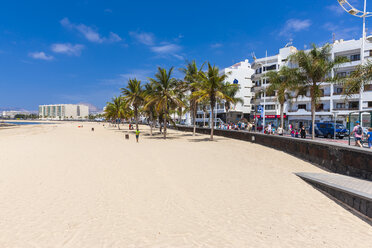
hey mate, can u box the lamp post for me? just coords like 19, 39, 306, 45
337, 0, 371, 112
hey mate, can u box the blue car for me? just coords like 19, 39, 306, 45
309, 123, 348, 139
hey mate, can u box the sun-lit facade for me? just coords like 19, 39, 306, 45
39, 104, 89, 120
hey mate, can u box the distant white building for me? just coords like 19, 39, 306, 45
1, 110, 30, 118
252, 38, 372, 129
39, 104, 89, 120
195, 59, 254, 126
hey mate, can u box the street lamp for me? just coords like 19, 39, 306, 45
337, 0, 372, 111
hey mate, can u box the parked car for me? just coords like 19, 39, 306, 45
309, 123, 348, 139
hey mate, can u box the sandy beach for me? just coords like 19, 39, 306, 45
0, 122, 371, 247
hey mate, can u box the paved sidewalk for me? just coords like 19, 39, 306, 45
296, 173, 372, 200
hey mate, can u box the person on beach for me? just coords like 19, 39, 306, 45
135, 129, 140, 143
351, 121, 363, 148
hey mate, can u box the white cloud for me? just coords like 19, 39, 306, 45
60, 18, 121, 43
323, 22, 360, 40
151, 44, 181, 54
108, 32, 122, 42
129, 31, 155, 45
279, 19, 311, 37
100, 69, 153, 86
210, 43, 223, 49
29, 51, 54, 60
51, 43, 84, 56
326, 4, 345, 15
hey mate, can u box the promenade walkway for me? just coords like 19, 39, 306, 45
296, 172, 372, 219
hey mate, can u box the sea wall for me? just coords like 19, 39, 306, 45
173, 126, 372, 181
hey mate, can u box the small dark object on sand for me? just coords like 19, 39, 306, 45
125, 134, 129, 139
91, 128, 94, 131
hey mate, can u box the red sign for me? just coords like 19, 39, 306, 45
254, 115, 287, 119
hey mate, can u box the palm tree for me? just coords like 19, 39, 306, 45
143, 83, 157, 136
266, 66, 299, 130
341, 61, 372, 97
223, 82, 243, 122
181, 61, 205, 135
121, 79, 144, 130
192, 63, 234, 140
104, 96, 127, 130
146, 67, 184, 139
289, 43, 348, 139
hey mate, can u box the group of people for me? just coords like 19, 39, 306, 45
218, 122, 249, 131
288, 124, 307, 139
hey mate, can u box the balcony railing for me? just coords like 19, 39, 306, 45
333, 107, 359, 110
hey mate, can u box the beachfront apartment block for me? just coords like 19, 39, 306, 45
195, 59, 254, 126
39, 104, 89, 120
251, 38, 372, 129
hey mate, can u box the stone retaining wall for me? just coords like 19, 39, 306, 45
173, 126, 372, 181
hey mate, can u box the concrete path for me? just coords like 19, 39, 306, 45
296, 172, 372, 219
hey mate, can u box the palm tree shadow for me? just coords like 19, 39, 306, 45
145, 136, 180, 140
188, 137, 214, 142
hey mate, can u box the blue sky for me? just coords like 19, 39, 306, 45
0, 0, 367, 110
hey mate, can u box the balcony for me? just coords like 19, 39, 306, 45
333, 107, 359, 111
316, 109, 330, 112
288, 109, 310, 112
364, 84, 372, 91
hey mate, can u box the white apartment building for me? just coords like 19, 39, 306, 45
39, 104, 89, 120
252, 38, 372, 129
195, 59, 254, 126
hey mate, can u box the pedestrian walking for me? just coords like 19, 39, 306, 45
367, 127, 372, 149
351, 121, 363, 148
135, 129, 140, 143
300, 126, 306, 139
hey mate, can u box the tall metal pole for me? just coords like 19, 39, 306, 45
360, 0, 367, 113
262, 50, 267, 133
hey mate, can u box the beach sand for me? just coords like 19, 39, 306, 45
0, 122, 371, 247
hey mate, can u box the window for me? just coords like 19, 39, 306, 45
335, 88, 343, 94
350, 54, 360, 61
349, 102, 359, 109
298, 104, 306, 110
265, 105, 275, 110
255, 68, 262, 74
264, 64, 276, 71
337, 72, 347, 78
368, 101, 372, 108
316, 104, 324, 111
336, 103, 345, 109
319, 124, 327, 129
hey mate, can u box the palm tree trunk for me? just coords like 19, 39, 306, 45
118, 119, 120, 130
193, 107, 196, 136
163, 113, 167, 139
203, 111, 206, 127
280, 103, 284, 129
135, 106, 138, 130
150, 112, 153, 136
210, 103, 214, 141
